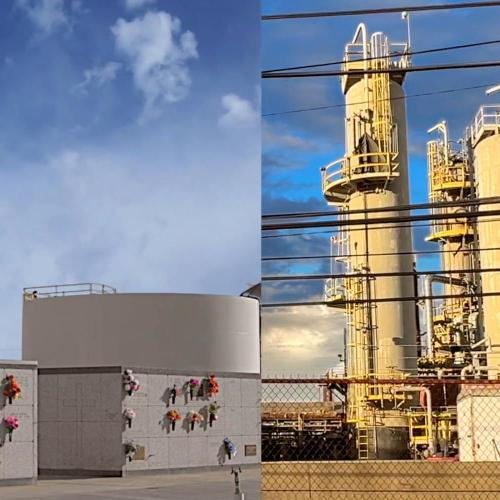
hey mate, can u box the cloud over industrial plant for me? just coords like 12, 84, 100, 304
262, 305, 345, 376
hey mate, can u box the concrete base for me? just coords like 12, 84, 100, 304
262, 461, 500, 498
0, 466, 261, 499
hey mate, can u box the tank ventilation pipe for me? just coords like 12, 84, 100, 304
424, 276, 434, 358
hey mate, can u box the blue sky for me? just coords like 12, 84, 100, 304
261, 0, 500, 375
0, 0, 260, 358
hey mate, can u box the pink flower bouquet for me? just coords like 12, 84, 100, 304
123, 408, 136, 428
122, 369, 140, 396
4, 415, 19, 441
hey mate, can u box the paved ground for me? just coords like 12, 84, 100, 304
1, 467, 261, 500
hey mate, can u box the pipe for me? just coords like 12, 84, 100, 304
461, 364, 499, 379
424, 276, 434, 358
396, 386, 435, 455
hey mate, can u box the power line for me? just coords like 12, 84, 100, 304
261, 290, 500, 308
263, 196, 500, 220
263, 39, 500, 74
262, 208, 500, 231
262, 60, 500, 79
262, 245, 500, 262
263, 83, 495, 117
262, 2, 500, 21
262, 266, 499, 282
262, 216, 500, 239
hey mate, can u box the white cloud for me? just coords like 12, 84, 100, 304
111, 11, 198, 123
218, 94, 259, 128
72, 62, 122, 93
124, 0, 156, 10
16, 0, 69, 35
262, 305, 345, 376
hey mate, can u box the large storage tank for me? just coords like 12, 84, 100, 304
469, 106, 500, 370
22, 286, 260, 374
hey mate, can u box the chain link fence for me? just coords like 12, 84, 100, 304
261, 377, 500, 499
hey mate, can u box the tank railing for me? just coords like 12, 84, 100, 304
23, 283, 116, 300
467, 104, 500, 144
343, 41, 410, 69
324, 277, 345, 301
322, 152, 399, 192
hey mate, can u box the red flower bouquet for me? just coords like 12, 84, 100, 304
3, 375, 21, 404
166, 410, 182, 431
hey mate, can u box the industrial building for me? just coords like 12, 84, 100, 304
263, 22, 500, 466
18, 285, 260, 477
319, 23, 500, 461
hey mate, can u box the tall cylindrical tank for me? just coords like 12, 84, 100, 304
345, 79, 418, 375
471, 121, 500, 369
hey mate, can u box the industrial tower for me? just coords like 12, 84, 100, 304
467, 105, 500, 373
424, 121, 480, 369
322, 24, 418, 458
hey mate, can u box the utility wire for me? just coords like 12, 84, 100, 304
261, 216, 500, 239
263, 83, 495, 117
262, 266, 500, 282
262, 60, 500, 79
262, 2, 500, 20
263, 196, 500, 220
262, 245, 500, 261
263, 208, 500, 231
263, 39, 500, 74
261, 291, 500, 308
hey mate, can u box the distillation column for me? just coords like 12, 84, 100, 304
424, 122, 479, 368
322, 24, 418, 458
468, 105, 500, 373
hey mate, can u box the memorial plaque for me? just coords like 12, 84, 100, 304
133, 445, 146, 460
245, 444, 257, 456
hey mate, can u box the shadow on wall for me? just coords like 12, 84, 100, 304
0, 421, 7, 447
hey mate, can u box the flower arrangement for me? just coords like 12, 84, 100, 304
124, 441, 137, 462
207, 374, 219, 398
188, 378, 200, 400
208, 401, 221, 427
122, 369, 140, 396
223, 437, 237, 460
166, 410, 182, 431
4, 416, 20, 442
3, 375, 21, 404
123, 408, 136, 428
188, 411, 204, 430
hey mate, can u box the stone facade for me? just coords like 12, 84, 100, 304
38, 366, 260, 476
0, 361, 37, 484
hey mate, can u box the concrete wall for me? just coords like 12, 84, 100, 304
38, 367, 260, 476
0, 361, 37, 485
23, 293, 260, 374
38, 367, 123, 475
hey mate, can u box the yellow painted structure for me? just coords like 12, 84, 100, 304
424, 122, 479, 364
469, 105, 500, 373
322, 24, 417, 458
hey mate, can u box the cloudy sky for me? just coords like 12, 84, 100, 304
0, 0, 260, 358
261, 0, 500, 376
